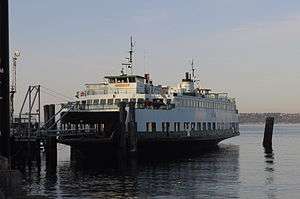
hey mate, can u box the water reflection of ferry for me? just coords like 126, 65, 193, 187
31, 144, 240, 198
58, 37, 239, 154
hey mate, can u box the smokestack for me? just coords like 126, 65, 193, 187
185, 72, 189, 80
144, 73, 150, 83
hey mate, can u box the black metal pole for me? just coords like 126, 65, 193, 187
0, 0, 10, 158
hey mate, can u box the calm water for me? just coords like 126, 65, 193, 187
23, 124, 300, 198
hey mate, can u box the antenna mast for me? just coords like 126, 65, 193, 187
191, 59, 195, 81
129, 36, 133, 67
191, 59, 201, 88
121, 36, 135, 75
10, 50, 20, 122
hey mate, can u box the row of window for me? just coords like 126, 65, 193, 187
176, 99, 235, 111
146, 122, 238, 132
84, 98, 145, 105
83, 98, 235, 111
108, 77, 137, 83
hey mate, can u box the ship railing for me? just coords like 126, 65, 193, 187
61, 103, 119, 111
80, 88, 139, 96
61, 102, 176, 111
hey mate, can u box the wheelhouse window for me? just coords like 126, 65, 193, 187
117, 77, 128, 83
114, 99, 121, 105
108, 78, 116, 83
87, 100, 92, 105
130, 98, 136, 102
107, 99, 113, 105
100, 99, 106, 105
129, 77, 136, 83
93, 99, 99, 105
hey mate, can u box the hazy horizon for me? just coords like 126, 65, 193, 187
10, 0, 300, 113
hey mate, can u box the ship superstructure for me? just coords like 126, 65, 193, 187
59, 38, 239, 154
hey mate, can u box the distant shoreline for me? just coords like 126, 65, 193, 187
240, 122, 300, 125
239, 113, 300, 124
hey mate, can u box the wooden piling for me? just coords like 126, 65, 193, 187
44, 105, 50, 125
118, 102, 127, 150
44, 104, 57, 167
263, 117, 274, 151
128, 102, 137, 154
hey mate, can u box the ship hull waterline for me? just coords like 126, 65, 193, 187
58, 131, 239, 159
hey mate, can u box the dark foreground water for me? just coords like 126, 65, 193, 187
23, 124, 300, 198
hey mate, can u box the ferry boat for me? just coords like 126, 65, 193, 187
58, 37, 239, 155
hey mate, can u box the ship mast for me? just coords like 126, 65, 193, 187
191, 59, 201, 88
122, 36, 134, 75
191, 59, 195, 81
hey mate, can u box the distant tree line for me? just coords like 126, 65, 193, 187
239, 113, 300, 124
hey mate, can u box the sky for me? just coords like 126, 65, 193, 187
9, 0, 300, 113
